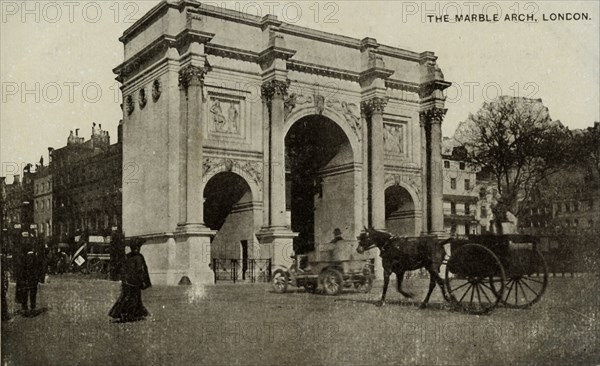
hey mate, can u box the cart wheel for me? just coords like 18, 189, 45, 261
445, 243, 506, 315
271, 270, 289, 293
354, 277, 373, 293
501, 248, 548, 309
320, 269, 343, 296
304, 282, 317, 294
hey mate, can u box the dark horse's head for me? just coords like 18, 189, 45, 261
356, 227, 392, 254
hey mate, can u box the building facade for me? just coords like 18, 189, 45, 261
33, 158, 53, 239
441, 147, 480, 235
1, 166, 35, 230
115, 0, 451, 285
51, 124, 122, 242
520, 164, 599, 235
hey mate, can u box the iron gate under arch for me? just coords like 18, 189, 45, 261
212, 259, 271, 284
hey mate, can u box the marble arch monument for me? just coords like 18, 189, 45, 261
114, 0, 451, 285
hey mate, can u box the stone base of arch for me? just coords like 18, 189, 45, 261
255, 228, 298, 270
386, 210, 421, 237
140, 230, 215, 286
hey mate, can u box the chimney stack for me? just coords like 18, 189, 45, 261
48, 147, 54, 164
75, 128, 79, 136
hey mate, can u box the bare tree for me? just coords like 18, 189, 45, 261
574, 122, 600, 180
455, 96, 570, 219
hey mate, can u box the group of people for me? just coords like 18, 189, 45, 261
1, 233, 152, 323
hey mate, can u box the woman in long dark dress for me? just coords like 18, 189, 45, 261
109, 238, 151, 322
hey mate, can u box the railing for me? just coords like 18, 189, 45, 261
212, 259, 271, 284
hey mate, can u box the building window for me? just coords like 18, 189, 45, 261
464, 179, 470, 190
459, 162, 465, 170
450, 178, 456, 190
481, 206, 488, 218
465, 204, 470, 215
451, 202, 456, 215
444, 161, 450, 168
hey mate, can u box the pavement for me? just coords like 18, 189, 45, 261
1, 274, 599, 366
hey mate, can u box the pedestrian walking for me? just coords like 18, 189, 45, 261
1, 251, 11, 321
109, 237, 151, 322
14, 233, 45, 316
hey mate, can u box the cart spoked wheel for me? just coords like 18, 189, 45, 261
271, 270, 289, 293
445, 243, 506, 315
304, 282, 318, 294
320, 269, 343, 296
354, 277, 373, 293
500, 248, 548, 309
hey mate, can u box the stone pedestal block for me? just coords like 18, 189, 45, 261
142, 231, 215, 286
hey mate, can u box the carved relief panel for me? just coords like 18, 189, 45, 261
208, 95, 245, 138
383, 119, 408, 157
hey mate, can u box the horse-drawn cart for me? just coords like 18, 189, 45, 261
356, 228, 549, 315
444, 234, 548, 314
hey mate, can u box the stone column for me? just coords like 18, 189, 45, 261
257, 79, 297, 268
361, 97, 388, 280
261, 97, 271, 228
178, 65, 208, 230
361, 97, 388, 230
261, 79, 290, 229
171, 64, 215, 286
421, 107, 446, 234
420, 120, 429, 234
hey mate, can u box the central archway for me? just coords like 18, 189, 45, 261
285, 115, 356, 254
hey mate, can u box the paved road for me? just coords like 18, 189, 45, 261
2, 274, 599, 365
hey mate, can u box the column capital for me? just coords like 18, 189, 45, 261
419, 107, 447, 125
261, 79, 290, 103
178, 65, 208, 91
360, 96, 388, 117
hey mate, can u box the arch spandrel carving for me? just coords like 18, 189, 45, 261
201, 157, 263, 199
283, 106, 362, 163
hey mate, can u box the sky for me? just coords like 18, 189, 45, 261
1, 0, 599, 181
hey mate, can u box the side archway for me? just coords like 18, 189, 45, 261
203, 171, 259, 261
384, 183, 420, 236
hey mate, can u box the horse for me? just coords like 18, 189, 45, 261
357, 227, 449, 309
